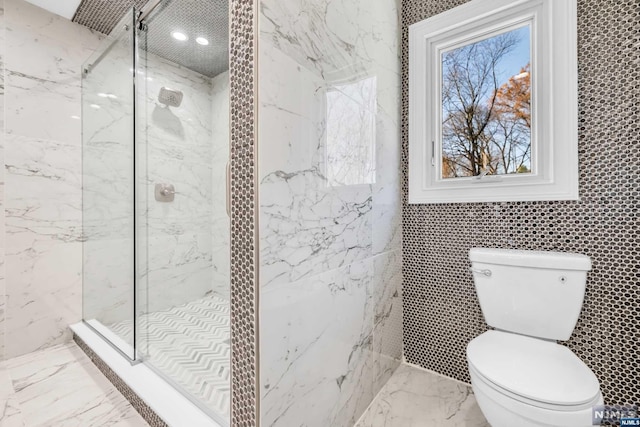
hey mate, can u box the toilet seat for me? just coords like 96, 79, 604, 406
469, 362, 601, 412
467, 331, 601, 409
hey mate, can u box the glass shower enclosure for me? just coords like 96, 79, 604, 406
81, 1, 230, 423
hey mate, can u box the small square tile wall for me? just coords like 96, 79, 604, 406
401, 0, 639, 408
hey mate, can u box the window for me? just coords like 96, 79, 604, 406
408, 0, 578, 203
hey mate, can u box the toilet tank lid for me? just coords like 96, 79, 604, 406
469, 248, 592, 271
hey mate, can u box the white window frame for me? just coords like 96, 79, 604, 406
408, 0, 578, 204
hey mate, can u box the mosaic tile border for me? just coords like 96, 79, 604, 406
401, 0, 640, 409
229, 0, 260, 425
73, 334, 168, 427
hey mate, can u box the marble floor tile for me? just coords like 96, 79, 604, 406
1, 397, 27, 427
356, 364, 489, 427
0, 342, 148, 427
0, 369, 13, 400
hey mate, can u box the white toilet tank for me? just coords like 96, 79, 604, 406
469, 248, 592, 341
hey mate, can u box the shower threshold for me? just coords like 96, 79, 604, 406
70, 322, 221, 427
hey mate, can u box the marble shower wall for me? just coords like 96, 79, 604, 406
84, 27, 228, 320
210, 70, 230, 300
258, 0, 403, 425
140, 52, 216, 315
2, 0, 103, 359
82, 26, 135, 329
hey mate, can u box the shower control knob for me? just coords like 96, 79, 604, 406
155, 183, 176, 202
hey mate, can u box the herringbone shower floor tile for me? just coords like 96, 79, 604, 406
110, 294, 230, 419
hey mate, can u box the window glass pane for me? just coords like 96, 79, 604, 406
440, 25, 531, 179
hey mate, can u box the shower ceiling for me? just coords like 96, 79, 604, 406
73, 0, 229, 78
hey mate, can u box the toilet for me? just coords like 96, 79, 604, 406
467, 248, 603, 427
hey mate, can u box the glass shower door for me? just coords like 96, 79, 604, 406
82, 1, 231, 421
136, 0, 231, 423
81, 10, 137, 359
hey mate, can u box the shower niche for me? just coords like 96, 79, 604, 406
81, 0, 231, 423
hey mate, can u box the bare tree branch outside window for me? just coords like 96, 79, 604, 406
441, 27, 532, 178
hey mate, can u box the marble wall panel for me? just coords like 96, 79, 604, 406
83, 28, 224, 322
260, 258, 375, 427
372, 249, 403, 392
210, 70, 230, 300
258, 0, 402, 424
3, 0, 102, 357
4, 133, 84, 356
258, 43, 375, 290
4, 0, 101, 145
76, 22, 134, 339
141, 52, 216, 313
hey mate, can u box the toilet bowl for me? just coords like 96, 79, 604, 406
467, 330, 602, 427
467, 248, 602, 427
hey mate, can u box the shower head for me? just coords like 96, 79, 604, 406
158, 87, 183, 107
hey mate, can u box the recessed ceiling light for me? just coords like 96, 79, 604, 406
107, 94, 118, 99
196, 37, 209, 46
172, 31, 188, 41
90, 104, 101, 109
97, 92, 108, 97
70, 115, 81, 120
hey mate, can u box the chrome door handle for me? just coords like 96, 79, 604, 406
469, 267, 492, 277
